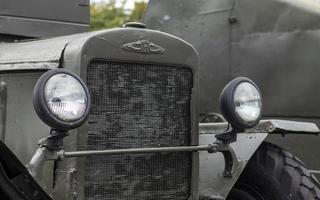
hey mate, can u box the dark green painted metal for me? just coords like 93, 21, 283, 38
144, 0, 320, 184
199, 132, 267, 198
1, 0, 319, 198
0, 33, 85, 71
61, 145, 213, 158
0, 82, 7, 141
34, 28, 200, 200
0, 28, 197, 199
199, 119, 319, 198
0, 73, 55, 195
0, 0, 89, 38
144, 0, 320, 116
200, 120, 320, 135
0, 140, 52, 200
144, 0, 234, 115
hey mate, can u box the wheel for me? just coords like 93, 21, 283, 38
227, 142, 320, 200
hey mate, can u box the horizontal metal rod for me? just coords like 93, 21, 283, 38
61, 145, 214, 158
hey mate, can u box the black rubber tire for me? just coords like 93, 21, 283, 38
227, 142, 320, 200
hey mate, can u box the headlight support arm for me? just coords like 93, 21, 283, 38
28, 130, 68, 180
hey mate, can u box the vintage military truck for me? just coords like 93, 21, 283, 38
0, 0, 319, 200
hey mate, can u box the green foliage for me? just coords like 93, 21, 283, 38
90, 0, 147, 30
129, 2, 147, 22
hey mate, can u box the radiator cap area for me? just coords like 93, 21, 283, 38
123, 22, 146, 29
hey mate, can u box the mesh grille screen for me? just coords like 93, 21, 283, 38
85, 59, 193, 200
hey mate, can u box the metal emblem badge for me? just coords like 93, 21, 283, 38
122, 40, 165, 54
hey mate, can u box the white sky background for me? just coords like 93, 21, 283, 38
90, 0, 148, 10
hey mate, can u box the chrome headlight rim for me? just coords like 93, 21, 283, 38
33, 69, 91, 131
219, 77, 262, 130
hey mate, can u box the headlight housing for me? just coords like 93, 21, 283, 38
219, 77, 262, 130
33, 69, 91, 131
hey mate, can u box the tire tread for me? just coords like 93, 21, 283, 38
229, 142, 320, 200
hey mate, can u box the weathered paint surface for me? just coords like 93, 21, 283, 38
0, 26, 200, 199
144, 0, 320, 179
199, 133, 268, 198
0, 32, 93, 71
0, 0, 89, 38
0, 37, 67, 70
144, 0, 234, 114
0, 73, 54, 193
144, 0, 320, 116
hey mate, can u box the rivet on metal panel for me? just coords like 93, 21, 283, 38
228, 17, 238, 24
267, 125, 274, 131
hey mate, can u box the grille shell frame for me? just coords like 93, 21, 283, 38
55, 28, 199, 200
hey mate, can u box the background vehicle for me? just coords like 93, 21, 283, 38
0, 0, 319, 200
144, 0, 320, 185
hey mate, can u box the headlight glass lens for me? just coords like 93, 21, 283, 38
234, 82, 262, 123
44, 73, 88, 122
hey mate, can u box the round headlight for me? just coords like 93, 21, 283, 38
33, 69, 91, 131
219, 77, 262, 130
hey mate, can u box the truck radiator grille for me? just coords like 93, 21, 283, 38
85, 59, 193, 200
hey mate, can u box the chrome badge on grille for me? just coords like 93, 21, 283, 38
122, 40, 165, 54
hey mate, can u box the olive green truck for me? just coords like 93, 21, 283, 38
0, 0, 319, 200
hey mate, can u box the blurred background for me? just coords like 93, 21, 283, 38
90, 0, 149, 30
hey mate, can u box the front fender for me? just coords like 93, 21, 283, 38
199, 133, 267, 199
199, 120, 319, 199
0, 140, 51, 200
